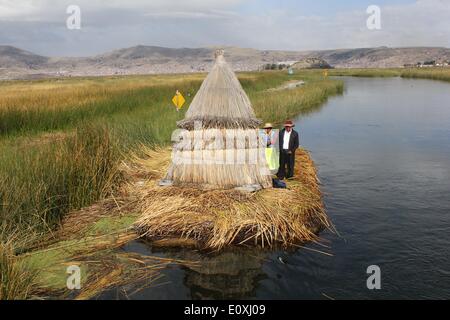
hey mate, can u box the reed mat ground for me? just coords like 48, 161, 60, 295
133, 147, 333, 250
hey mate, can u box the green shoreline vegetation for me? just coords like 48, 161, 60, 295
329, 67, 450, 82
0, 70, 343, 299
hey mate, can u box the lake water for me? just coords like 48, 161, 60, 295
102, 77, 450, 300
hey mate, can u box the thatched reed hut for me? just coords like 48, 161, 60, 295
162, 50, 272, 190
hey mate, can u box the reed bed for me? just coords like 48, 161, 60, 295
134, 146, 332, 249
252, 78, 343, 125
328, 68, 403, 78
329, 67, 450, 82
0, 79, 200, 137
401, 68, 450, 82
0, 239, 37, 300
0, 74, 206, 111
0, 124, 121, 247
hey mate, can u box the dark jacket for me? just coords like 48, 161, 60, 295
279, 128, 299, 152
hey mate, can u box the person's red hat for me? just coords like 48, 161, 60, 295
284, 120, 295, 127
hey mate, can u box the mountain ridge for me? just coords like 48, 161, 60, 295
1, 45, 450, 79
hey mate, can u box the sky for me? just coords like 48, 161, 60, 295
0, 0, 449, 57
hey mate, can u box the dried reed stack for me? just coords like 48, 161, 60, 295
163, 50, 272, 190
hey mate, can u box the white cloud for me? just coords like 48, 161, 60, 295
144, 9, 239, 20
0, 0, 245, 20
220, 0, 450, 50
0, 0, 41, 19
0, 0, 449, 56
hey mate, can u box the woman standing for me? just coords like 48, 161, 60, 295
261, 123, 279, 173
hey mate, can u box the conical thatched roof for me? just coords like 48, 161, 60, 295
177, 50, 261, 129
163, 50, 271, 190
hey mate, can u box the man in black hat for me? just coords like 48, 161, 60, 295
277, 120, 299, 180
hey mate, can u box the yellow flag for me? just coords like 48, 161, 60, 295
172, 90, 186, 110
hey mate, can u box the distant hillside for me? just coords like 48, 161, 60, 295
98, 46, 211, 60
310, 47, 450, 68
0, 46, 49, 69
1, 45, 450, 79
292, 58, 332, 69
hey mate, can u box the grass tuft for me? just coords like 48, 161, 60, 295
0, 239, 37, 300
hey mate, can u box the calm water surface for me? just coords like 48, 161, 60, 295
101, 77, 450, 300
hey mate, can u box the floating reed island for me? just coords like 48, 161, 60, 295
134, 50, 332, 249
133, 147, 331, 249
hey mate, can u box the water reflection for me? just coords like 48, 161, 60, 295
183, 250, 268, 299
97, 240, 271, 300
